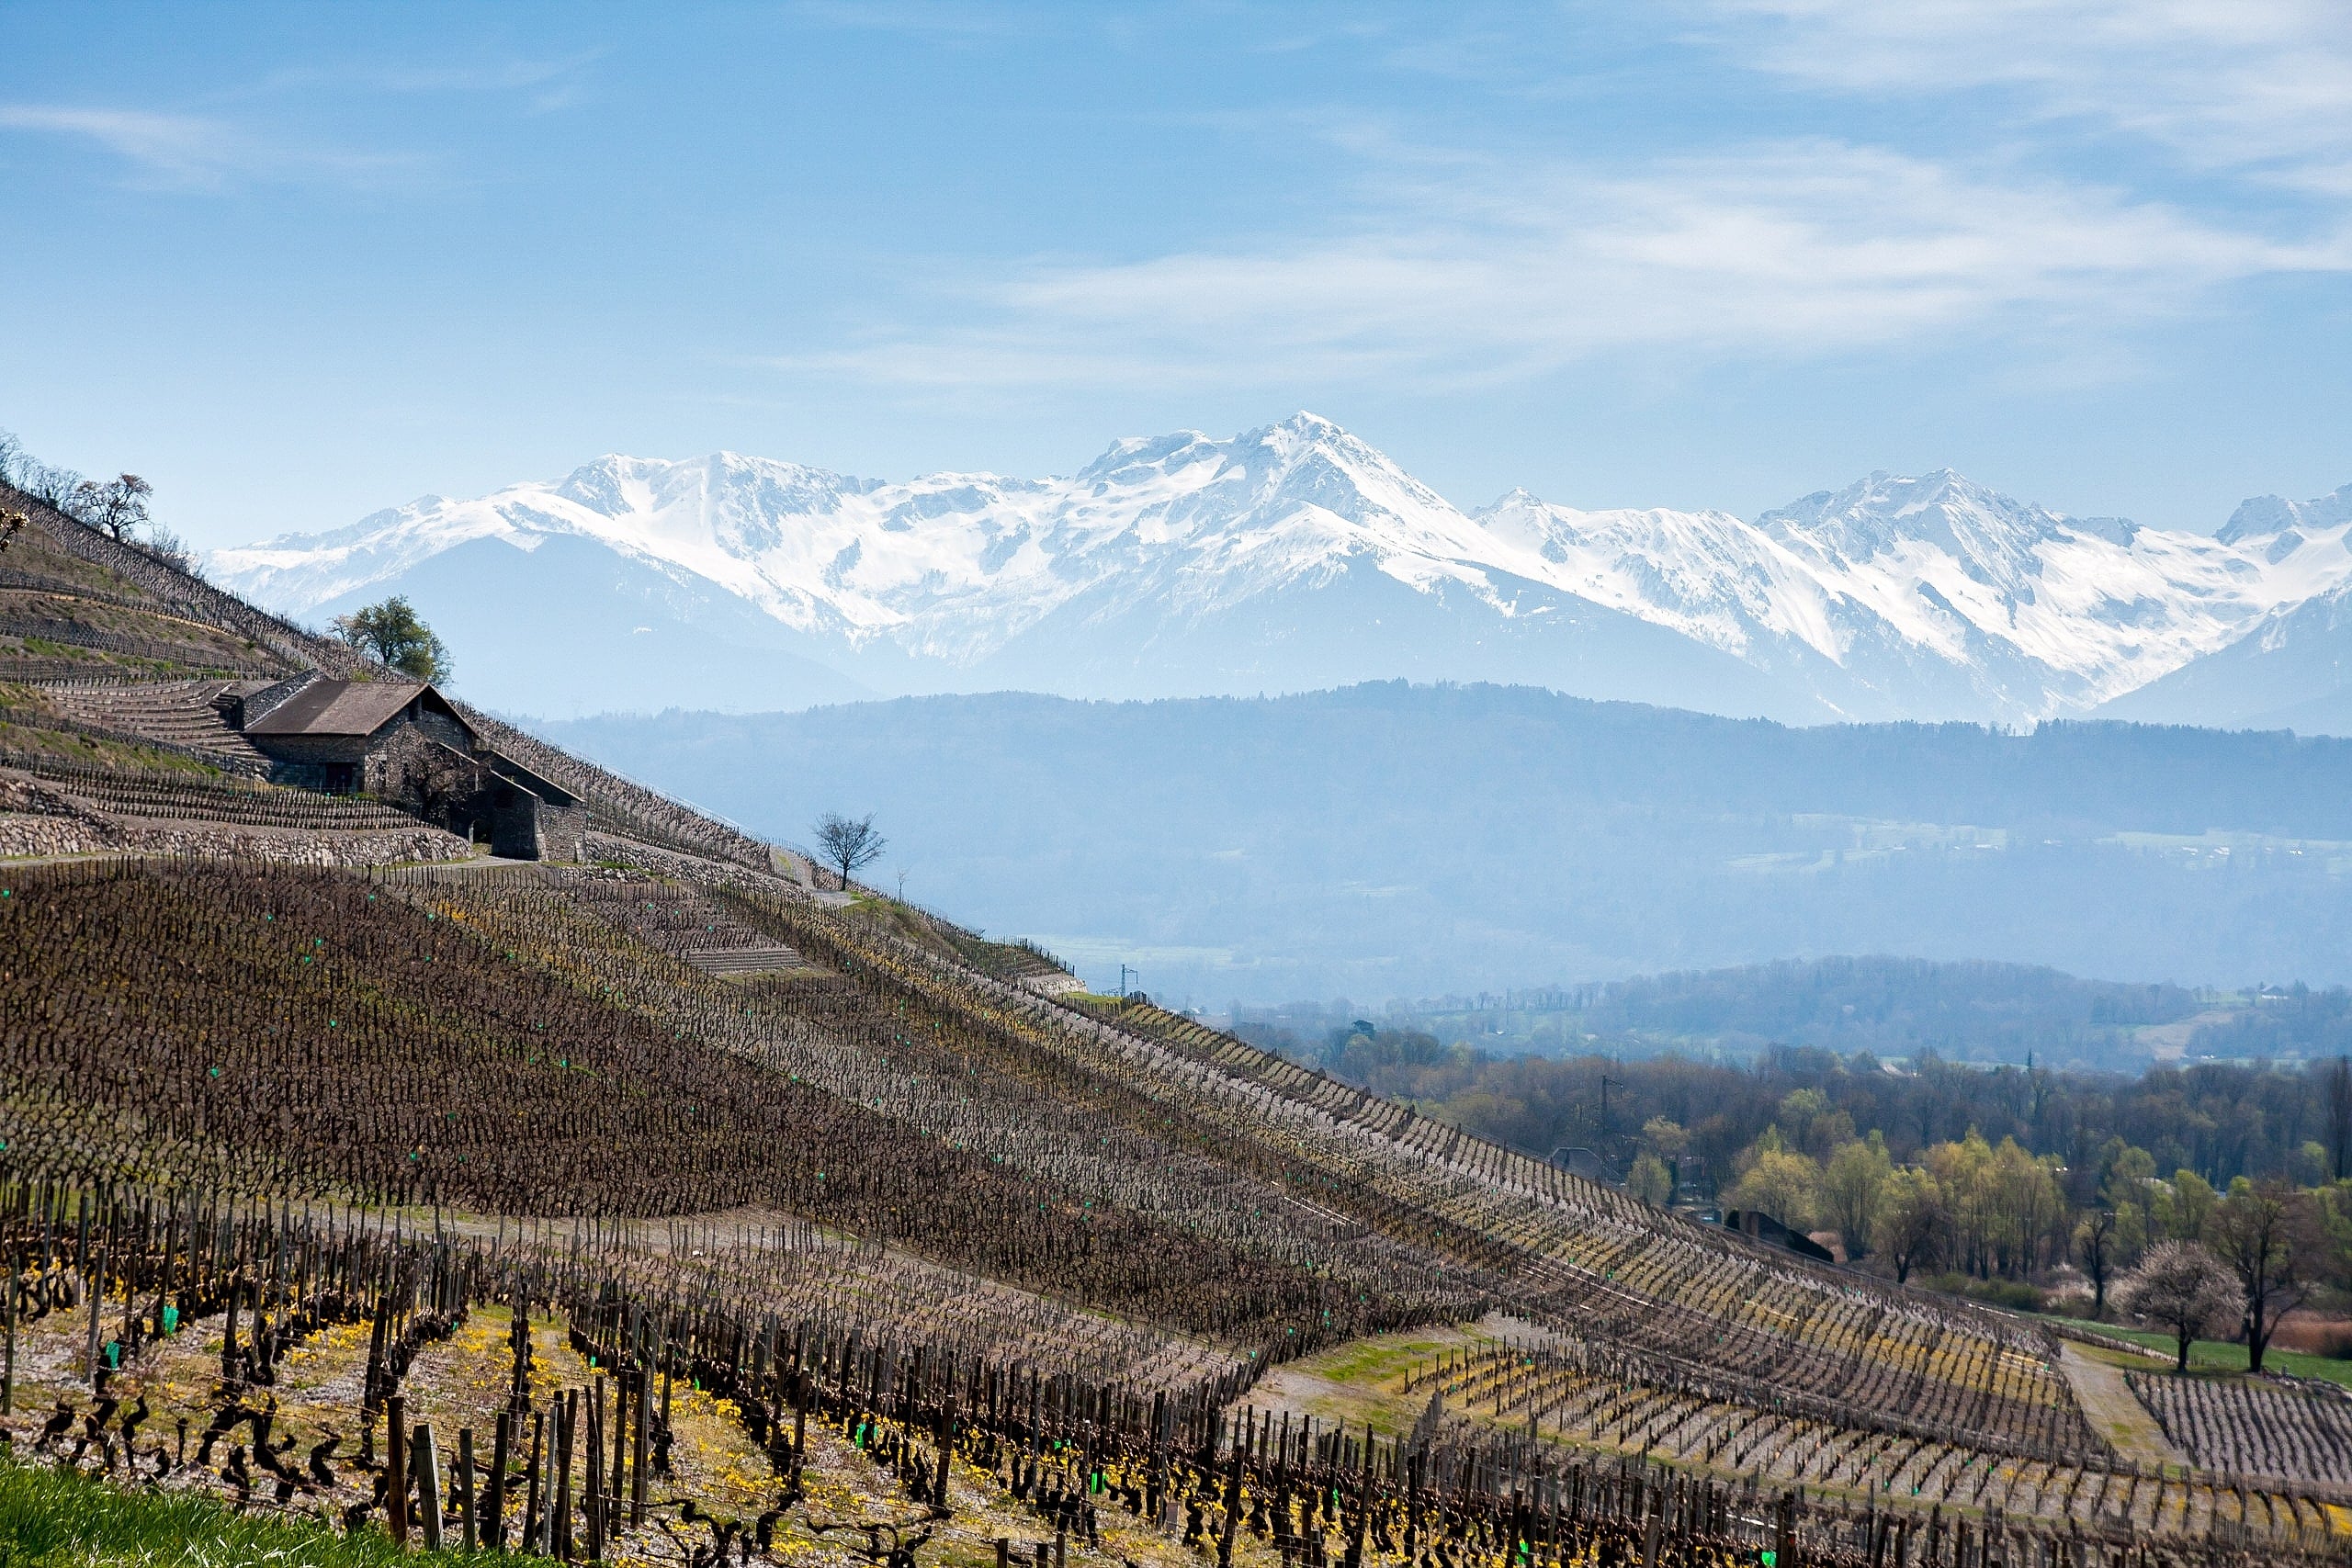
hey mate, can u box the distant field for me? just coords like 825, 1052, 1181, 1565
2046, 1317, 2352, 1389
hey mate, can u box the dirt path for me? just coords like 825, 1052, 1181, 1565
1238, 1313, 1557, 1437
2059, 1343, 2186, 1468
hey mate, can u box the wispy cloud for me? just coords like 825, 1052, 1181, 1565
0, 103, 422, 192
1712, 0, 2352, 191
254, 50, 606, 115
770, 4, 2352, 396
775, 141, 2348, 392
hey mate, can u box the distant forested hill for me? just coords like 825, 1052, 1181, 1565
1340, 955, 2212, 1065
547, 682, 2352, 1026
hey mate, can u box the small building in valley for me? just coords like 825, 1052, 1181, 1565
222, 673, 584, 860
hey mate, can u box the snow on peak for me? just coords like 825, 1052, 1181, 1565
1759, 469, 2068, 579
2217, 481, 2352, 546
209, 424, 2352, 726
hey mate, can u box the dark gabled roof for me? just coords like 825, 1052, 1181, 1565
243, 678, 467, 739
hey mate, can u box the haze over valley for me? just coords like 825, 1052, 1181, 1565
545, 682, 2352, 1024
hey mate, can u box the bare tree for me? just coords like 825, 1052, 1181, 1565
2073, 1208, 2119, 1321
72, 472, 153, 539
2116, 1240, 2239, 1374
814, 812, 887, 892
142, 524, 199, 575
2208, 1179, 2320, 1375
0, 428, 21, 489
20, 459, 85, 513
389, 744, 486, 832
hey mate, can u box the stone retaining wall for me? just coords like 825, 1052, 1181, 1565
0, 774, 472, 866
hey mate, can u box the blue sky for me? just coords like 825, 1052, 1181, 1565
2, 1, 2347, 548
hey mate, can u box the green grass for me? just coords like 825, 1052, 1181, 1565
0, 718, 220, 779
0, 1456, 535, 1567
2042, 1317, 2352, 1388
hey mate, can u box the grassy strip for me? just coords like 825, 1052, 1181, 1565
2042, 1317, 2352, 1388
0, 717, 220, 778
0, 1455, 532, 1567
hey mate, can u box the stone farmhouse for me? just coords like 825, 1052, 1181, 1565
219, 674, 585, 860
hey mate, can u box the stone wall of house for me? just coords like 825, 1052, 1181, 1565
540, 804, 587, 863
360, 705, 475, 793
487, 787, 541, 860
254, 731, 371, 792
366, 722, 479, 815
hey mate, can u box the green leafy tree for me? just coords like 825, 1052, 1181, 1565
1986, 1135, 2067, 1277
1627, 1152, 1674, 1207
2157, 1169, 2221, 1243
1641, 1115, 1690, 1159
1777, 1087, 1856, 1159
1927, 1130, 1996, 1277
1820, 1134, 1893, 1259
332, 595, 453, 682
1875, 1166, 1947, 1283
1641, 1115, 1690, 1198
1725, 1134, 1819, 1231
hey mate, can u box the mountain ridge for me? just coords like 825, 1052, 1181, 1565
210, 414, 2352, 726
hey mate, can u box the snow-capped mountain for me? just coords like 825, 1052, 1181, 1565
2098, 484, 2352, 732
210, 414, 2352, 726
1483, 470, 2324, 722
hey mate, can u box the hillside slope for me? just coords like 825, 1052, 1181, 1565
0, 479, 774, 868
6, 490, 2346, 1562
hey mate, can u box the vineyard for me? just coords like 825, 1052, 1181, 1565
2128, 1372, 2352, 1490
5, 846, 2348, 1563
1, 483, 2349, 1562
6, 1173, 2341, 1568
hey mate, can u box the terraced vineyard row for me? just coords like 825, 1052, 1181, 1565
0, 608, 264, 672
709, 872, 2090, 1467
1, 752, 424, 828
0, 860, 1437, 1356
1398, 1343, 2343, 1548
4, 1182, 2326, 1566
2129, 1372, 2352, 1492
0, 483, 364, 682
414, 871, 1487, 1324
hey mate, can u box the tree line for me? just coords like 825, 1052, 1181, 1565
1246, 1023, 2352, 1372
